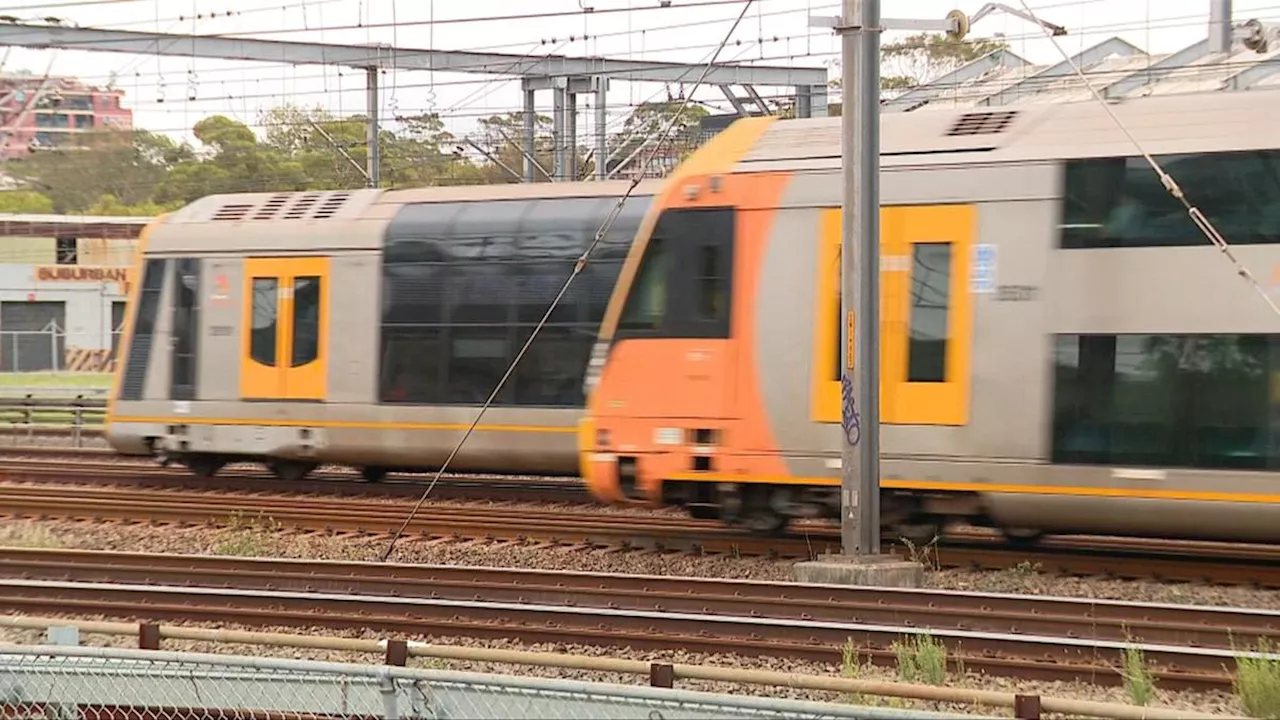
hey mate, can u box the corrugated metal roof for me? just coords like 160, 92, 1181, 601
884, 20, 1280, 111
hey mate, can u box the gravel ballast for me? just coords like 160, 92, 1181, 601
1, 516, 1279, 610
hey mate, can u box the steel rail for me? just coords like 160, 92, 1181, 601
0, 577, 1258, 691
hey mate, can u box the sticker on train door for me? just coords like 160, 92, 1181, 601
971, 244, 997, 294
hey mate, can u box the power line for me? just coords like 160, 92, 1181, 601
376, 0, 761, 564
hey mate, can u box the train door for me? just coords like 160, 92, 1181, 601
240, 257, 330, 401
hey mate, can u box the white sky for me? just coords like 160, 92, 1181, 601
0, 0, 1267, 144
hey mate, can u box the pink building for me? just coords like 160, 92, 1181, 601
0, 74, 132, 157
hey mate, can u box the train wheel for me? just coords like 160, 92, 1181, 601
1001, 527, 1044, 547
185, 456, 225, 479
268, 460, 317, 482
895, 523, 942, 548
361, 466, 388, 483
735, 485, 791, 536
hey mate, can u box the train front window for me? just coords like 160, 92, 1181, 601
620, 235, 669, 330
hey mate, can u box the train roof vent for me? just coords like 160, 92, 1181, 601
283, 193, 321, 220
312, 192, 352, 219
211, 203, 253, 222
252, 193, 290, 221
946, 110, 1019, 136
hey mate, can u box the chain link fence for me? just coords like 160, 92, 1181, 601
0, 645, 977, 720
0, 327, 123, 374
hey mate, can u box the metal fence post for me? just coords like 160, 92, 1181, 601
138, 623, 161, 650
649, 663, 674, 688
378, 670, 399, 720
1014, 694, 1041, 720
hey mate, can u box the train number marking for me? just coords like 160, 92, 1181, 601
994, 284, 1038, 302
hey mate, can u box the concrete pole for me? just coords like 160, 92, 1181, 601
567, 90, 578, 180
365, 68, 380, 189
1209, 0, 1233, 54
839, 0, 881, 556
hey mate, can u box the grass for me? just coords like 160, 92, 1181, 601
891, 633, 948, 686
1120, 643, 1156, 706
1235, 639, 1280, 719
213, 511, 283, 558
0, 372, 112, 391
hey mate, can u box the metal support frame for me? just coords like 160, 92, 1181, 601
977, 37, 1142, 107
523, 75, 610, 182
365, 68, 380, 189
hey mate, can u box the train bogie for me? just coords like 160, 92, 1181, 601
581, 89, 1280, 546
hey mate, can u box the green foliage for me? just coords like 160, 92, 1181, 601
0, 190, 54, 213
4, 96, 687, 213
1235, 639, 1280, 719
891, 633, 948, 686
1120, 643, 1156, 706
829, 32, 1010, 93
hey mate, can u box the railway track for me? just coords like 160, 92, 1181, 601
0, 548, 1274, 691
3, 480, 1280, 587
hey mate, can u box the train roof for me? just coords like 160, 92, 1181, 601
735, 87, 1280, 175
146, 179, 664, 255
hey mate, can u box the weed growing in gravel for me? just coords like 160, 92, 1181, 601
891, 633, 947, 686
1120, 643, 1155, 706
214, 512, 281, 557
0, 521, 63, 548
838, 639, 911, 710
897, 536, 940, 571
1234, 638, 1280, 719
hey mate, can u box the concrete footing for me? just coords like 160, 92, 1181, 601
793, 553, 924, 588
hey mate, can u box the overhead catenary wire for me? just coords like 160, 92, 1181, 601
376, 0, 761, 564
1013, 0, 1280, 320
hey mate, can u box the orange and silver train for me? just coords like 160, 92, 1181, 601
580, 87, 1280, 546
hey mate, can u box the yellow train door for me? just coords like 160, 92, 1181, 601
240, 257, 330, 401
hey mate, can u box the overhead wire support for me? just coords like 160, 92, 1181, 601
378, 0, 760, 563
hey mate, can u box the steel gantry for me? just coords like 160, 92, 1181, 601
0, 21, 829, 184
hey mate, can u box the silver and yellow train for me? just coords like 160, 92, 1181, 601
580, 87, 1280, 546
106, 183, 655, 481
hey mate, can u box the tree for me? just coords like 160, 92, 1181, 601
471, 112, 557, 184
0, 190, 54, 213
828, 32, 1010, 99
609, 100, 710, 178
10, 129, 189, 213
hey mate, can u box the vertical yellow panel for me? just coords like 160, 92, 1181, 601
892, 204, 975, 426
808, 207, 899, 424
281, 257, 330, 401
240, 258, 288, 399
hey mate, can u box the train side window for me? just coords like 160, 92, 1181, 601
696, 243, 726, 321
169, 258, 201, 401
249, 278, 279, 367
291, 276, 321, 367
1051, 333, 1274, 470
906, 242, 952, 383
118, 258, 167, 401
1061, 150, 1280, 248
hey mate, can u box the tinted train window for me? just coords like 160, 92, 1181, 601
291, 276, 321, 367
616, 207, 735, 341
1052, 333, 1280, 470
250, 278, 278, 367
1061, 150, 1280, 248
169, 258, 201, 401
906, 242, 952, 383
118, 258, 167, 401
379, 195, 650, 407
